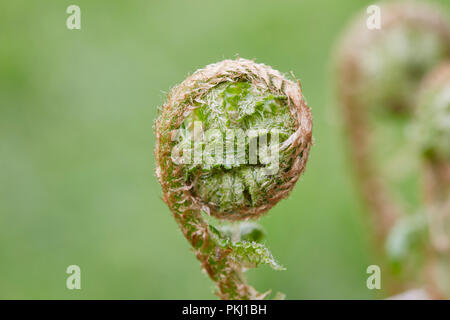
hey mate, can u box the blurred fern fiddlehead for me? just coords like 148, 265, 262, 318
415, 63, 450, 298
336, 0, 450, 242
335, 0, 450, 294
155, 58, 313, 299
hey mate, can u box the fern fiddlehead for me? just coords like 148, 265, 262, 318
335, 0, 450, 294
336, 0, 450, 245
415, 62, 450, 298
154, 58, 313, 299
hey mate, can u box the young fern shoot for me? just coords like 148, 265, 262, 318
155, 58, 313, 299
415, 62, 450, 298
336, 0, 450, 245
335, 0, 450, 294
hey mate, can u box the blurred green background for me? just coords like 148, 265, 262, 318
1, 0, 448, 299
